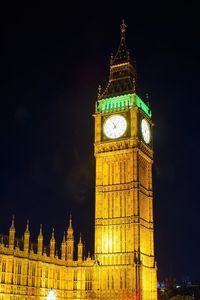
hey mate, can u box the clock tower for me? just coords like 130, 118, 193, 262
94, 21, 157, 300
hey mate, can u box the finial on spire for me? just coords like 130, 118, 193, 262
10, 215, 15, 230
26, 219, 29, 230
110, 53, 114, 65
133, 78, 136, 92
69, 214, 72, 227
51, 228, 55, 239
145, 93, 150, 106
38, 224, 43, 243
120, 19, 126, 38
98, 85, 102, 98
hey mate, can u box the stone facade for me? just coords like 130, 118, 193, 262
0, 22, 157, 300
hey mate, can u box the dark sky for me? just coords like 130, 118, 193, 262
0, 3, 199, 282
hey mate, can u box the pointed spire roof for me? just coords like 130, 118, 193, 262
25, 220, 30, 235
69, 214, 72, 227
111, 20, 130, 65
9, 215, 15, 231
67, 214, 74, 236
38, 224, 43, 238
51, 228, 55, 241
98, 20, 137, 99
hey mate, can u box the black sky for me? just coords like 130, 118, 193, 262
0, 2, 199, 282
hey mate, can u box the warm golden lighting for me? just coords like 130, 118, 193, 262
105, 235, 113, 252
0, 21, 157, 300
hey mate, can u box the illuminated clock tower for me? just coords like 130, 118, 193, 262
94, 21, 157, 300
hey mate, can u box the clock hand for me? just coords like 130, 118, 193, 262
112, 121, 117, 129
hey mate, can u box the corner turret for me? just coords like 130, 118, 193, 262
23, 220, 30, 253
37, 224, 43, 255
61, 232, 66, 260
66, 215, 74, 261
77, 233, 83, 262
9, 216, 15, 250
50, 228, 55, 258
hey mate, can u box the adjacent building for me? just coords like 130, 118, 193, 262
0, 22, 157, 300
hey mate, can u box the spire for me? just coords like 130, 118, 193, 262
61, 231, 66, 260
111, 20, 129, 66
39, 224, 43, 237
66, 215, 74, 262
51, 228, 55, 240
37, 224, 43, 256
9, 215, 15, 250
67, 214, 74, 238
50, 228, 55, 258
69, 214, 72, 227
24, 220, 30, 253
98, 20, 137, 99
78, 232, 83, 261
121, 19, 126, 36
10, 215, 15, 230
25, 220, 30, 233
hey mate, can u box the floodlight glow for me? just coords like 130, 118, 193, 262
47, 289, 56, 300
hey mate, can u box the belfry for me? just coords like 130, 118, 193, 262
94, 20, 157, 299
0, 22, 157, 300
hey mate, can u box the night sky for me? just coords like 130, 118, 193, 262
0, 3, 199, 282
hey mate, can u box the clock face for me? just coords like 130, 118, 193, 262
141, 119, 150, 144
103, 114, 127, 139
